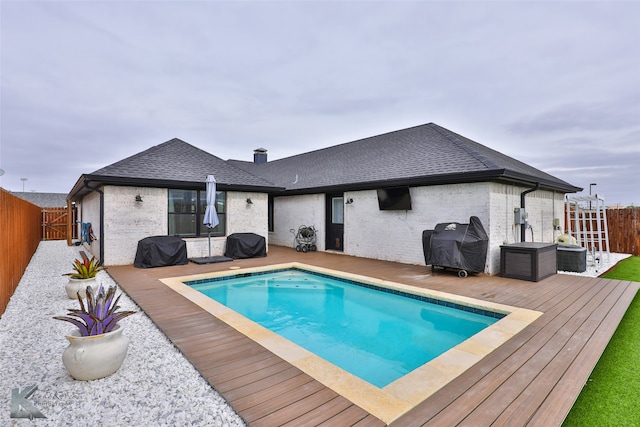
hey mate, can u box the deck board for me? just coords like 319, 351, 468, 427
526, 283, 639, 426
387, 276, 609, 426
454, 279, 623, 426
244, 382, 331, 425
277, 394, 354, 427
107, 245, 638, 426
233, 372, 315, 414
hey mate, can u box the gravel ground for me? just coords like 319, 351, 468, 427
558, 251, 631, 278
0, 241, 246, 427
1, 241, 632, 426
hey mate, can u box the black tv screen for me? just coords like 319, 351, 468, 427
377, 187, 412, 210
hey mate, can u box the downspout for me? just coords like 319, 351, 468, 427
83, 180, 105, 266
520, 182, 540, 242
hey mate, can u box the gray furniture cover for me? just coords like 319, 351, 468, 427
224, 233, 266, 259
134, 236, 188, 268
422, 216, 489, 274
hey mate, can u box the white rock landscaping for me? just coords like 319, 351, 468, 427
0, 241, 246, 426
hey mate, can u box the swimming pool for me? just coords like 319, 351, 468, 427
187, 268, 502, 387
161, 263, 542, 423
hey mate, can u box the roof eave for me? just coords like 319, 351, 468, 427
499, 170, 583, 193
275, 169, 582, 196
67, 175, 284, 200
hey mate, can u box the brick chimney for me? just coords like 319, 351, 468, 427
253, 148, 267, 164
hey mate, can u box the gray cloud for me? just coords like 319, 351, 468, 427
508, 98, 640, 135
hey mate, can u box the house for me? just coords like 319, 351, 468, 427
67, 139, 281, 266
67, 122, 581, 274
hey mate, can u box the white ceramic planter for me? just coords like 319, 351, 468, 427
62, 325, 130, 381
65, 277, 97, 299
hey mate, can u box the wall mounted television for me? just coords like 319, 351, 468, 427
376, 187, 412, 211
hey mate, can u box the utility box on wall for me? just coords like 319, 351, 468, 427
514, 208, 527, 225
500, 242, 557, 282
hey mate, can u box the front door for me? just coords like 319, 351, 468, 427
325, 193, 344, 251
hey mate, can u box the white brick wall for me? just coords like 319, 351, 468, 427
80, 186, 269, 266
226, 192, 268, 238
271, 194, 325, 249
102, 186, 167, 265
270, 183, 564, 275
488, 183, 565, 274
80, 182, 566, 274
343, 184, 491, 266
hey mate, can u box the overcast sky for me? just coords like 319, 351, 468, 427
1, 1, 638, 206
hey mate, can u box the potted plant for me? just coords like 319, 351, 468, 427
54, 285, 136, 380
64, 252, 103, 299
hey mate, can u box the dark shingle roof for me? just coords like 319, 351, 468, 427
12, 192, 68, 207
68, 124, 581, 199
69, 138, 281, 198
229, 123, 581, 193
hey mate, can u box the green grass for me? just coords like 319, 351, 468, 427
600, 255, 640, 282
563, 256, 640, 426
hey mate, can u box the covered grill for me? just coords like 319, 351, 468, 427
422, 216, 489, 277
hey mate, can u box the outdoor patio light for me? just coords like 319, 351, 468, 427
246, 198, 253, 205
345, 198, 354, 204
135, 194, 143, 203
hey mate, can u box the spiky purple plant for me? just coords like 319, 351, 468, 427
54, 285, 136, 336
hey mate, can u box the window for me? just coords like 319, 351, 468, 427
168, 189, 226, 237
332, 196, 344, 224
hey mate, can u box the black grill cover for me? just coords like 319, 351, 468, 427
134, 236, 188, 268
422, 216, 488, 273
225, 233, 266, 259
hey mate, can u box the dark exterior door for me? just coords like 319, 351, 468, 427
325, 193, 344, 251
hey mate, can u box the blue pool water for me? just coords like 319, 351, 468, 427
188, 268, 501, 387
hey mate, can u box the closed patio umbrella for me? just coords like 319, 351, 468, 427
203, 174, 219, 230
189, 175, 233, 264
203, 174, 219, 257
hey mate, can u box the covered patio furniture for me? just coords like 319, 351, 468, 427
134, 236, 188, 268
225, 233, 266, 259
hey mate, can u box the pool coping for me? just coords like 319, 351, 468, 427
160, 262, 543, 424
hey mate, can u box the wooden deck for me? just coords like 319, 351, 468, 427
107, 246, 638, 426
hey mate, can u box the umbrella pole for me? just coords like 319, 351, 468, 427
208, 230, 212, 257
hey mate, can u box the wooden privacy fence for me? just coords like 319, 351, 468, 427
0, 189, 42, 317
606, 208, 640, 256
565, 206, 640, 256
